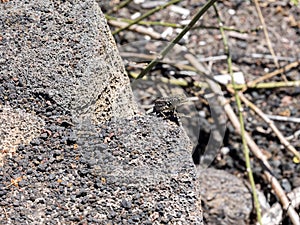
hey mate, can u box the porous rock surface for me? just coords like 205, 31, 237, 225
0, 0, 136, 122
0, 0, 203, 224
0, 106, 45, 166
199, 168, 252, 225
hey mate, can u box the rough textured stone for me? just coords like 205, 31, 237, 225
0, 0, 203, 224
0, 0, 137, 123
0, 106, 45, 166
199, 168, 252, 225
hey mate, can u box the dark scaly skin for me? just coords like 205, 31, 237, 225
153, 96, 187, 125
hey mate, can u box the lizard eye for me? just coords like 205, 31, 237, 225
166, 101, 173, 107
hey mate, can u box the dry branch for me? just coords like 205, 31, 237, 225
185, 53, 300, 225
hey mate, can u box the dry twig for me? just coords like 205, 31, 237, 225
111, 0, 181, 35
247, 61, 300, 87
231, 92, 300, 161
185, 53, 300, 225
253, 0, 279, 69
107, 19, 162, 39
262, 187, 300, 225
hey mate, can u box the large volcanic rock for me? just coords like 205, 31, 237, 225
0, 0, 203, 224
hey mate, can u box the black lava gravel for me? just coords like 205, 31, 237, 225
0, 115, 202, 224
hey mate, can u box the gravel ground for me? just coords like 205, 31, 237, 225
0, 115, 202, 224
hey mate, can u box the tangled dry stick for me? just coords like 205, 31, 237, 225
185, 53, 300, 225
